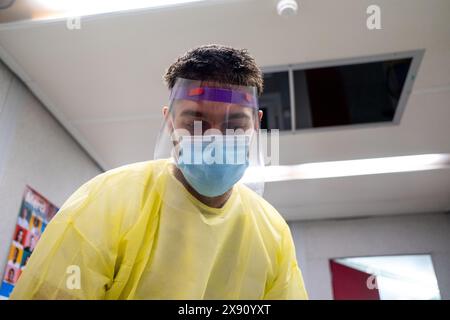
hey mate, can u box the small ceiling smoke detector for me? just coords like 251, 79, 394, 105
277, 0, 298, 16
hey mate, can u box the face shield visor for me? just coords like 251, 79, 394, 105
153, 78, 265, 197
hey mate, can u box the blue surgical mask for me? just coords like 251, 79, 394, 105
176, 135, 251, 197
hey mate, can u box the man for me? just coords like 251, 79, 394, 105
11, 44, 308, 300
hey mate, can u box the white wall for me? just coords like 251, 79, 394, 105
0, 60, 102, 274
289, 212, 450, 300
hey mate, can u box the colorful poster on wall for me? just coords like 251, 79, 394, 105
0, 186, 59, 299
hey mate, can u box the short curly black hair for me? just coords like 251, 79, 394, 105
163, 44, 263, 95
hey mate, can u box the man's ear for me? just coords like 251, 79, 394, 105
162, 106, 174, 132
258, 110, 263, 121
162, 106, 169, 118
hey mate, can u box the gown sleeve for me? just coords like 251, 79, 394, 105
10, 178, 117, 300
263, 224, 308, 300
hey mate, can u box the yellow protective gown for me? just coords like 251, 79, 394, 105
10, 159, 308, 300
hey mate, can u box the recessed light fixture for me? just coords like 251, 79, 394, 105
243, 153, 450, 183
35, 0, 207, 19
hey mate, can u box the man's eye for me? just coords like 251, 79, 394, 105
183, 121, 197, 129
225, 122, 250, 130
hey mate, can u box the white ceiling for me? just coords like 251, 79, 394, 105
0, 0, 449, 221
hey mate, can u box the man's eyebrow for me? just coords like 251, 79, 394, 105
227, 112, 251, 121
179, 110, 204, 118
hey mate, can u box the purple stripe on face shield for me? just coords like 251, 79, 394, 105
171, 86, 258, 109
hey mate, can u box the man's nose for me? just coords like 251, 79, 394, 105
201, 120, 226, 134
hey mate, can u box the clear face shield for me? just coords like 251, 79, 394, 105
154, 78, 265, 198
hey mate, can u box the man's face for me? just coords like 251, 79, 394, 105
170, 99, 256, 135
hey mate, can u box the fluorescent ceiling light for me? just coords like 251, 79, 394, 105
243, 153, 450, 183
35, 0, 207, 19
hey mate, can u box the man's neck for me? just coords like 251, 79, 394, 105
171, 165, 232, 209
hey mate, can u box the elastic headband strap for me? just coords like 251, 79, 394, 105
171, 86, 258, 109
